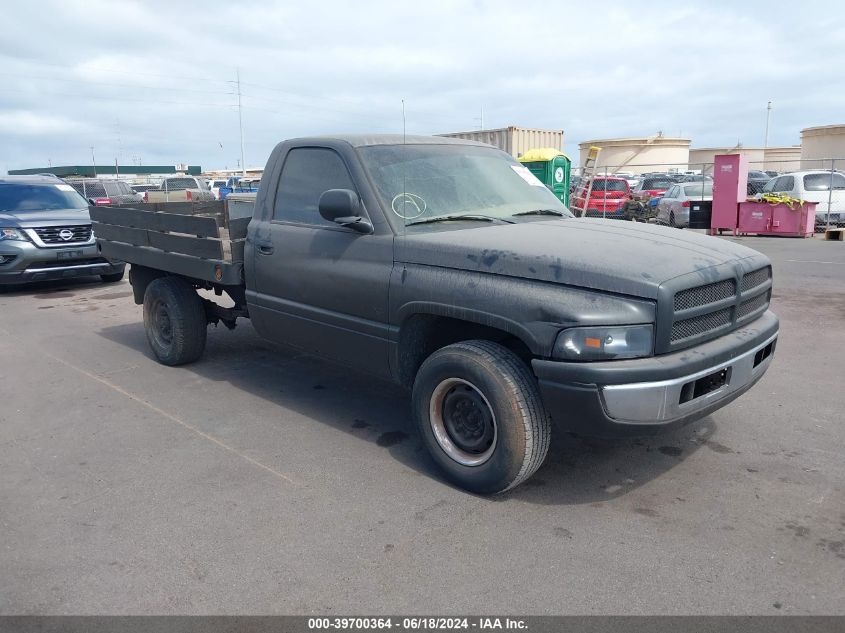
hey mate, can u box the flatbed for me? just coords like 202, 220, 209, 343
90, 201, 249, 286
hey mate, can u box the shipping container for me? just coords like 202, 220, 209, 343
438, 126, 564, 158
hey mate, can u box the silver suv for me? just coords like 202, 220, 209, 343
0, 175, 125, 286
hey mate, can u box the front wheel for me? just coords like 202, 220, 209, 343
142, 277, 207, 366
412, 340, 551, 494
100, 270, 125, 283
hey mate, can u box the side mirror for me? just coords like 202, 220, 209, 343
318, 189, 372, 234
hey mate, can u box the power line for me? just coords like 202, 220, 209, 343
0, 71, 234, 96
2, 87, 235, 109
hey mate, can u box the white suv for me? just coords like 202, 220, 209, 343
762, 170, 845, 227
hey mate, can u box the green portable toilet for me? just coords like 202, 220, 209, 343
517, 148, 572, 208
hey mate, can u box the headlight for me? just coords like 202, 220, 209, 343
553, 324, 653, 361
0, 228, 28, 242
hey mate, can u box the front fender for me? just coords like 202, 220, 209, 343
391, 264, 656, 358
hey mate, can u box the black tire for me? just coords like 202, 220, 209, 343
669, 211, 676, 228
412, 340, 551, 494
142, 277, 207, 366
100, 270, 125, 283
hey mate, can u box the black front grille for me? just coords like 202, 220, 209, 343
674, 279, 736, 311
671, 307, 733, 342
27, 257, 108, 269
33, 225, 92, 244
738, 292, 770, 320
741, 267, 771, 292
667, 267, 771, 349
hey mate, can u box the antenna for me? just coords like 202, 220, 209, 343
402, 99, 406, 235
237, 67, 246, 177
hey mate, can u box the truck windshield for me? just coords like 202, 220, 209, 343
0, 183, 88, 213
358, 144, 571, 229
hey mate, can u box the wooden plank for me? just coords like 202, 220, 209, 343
90, 206, 220, 237
148, 231, 224, 260
92, 222, 150, 247
228, 217, 251, 240
98, 240, 244, 286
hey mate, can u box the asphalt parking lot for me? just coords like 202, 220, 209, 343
1, 234, 844, 615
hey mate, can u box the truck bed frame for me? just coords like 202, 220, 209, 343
91, 201, 249, 286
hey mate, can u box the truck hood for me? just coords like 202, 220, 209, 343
397, 218, 764, 299
0, 208, 90, 228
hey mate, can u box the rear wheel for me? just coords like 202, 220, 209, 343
142, 277, 207, 365
412, 340, 551, 494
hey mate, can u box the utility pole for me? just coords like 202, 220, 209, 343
763, 101, 772, 149
236, 68, 246, 176
763, 101, 773, 171
90, 146, 97, 177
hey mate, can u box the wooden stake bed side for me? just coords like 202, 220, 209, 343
90, 202, 250, 286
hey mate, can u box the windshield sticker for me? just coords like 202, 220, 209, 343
55, 184, 75, 192
511, 164, 545, 186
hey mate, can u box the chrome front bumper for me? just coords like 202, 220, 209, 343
601, 332, 777, 423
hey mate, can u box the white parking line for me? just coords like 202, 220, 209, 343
43, 351, 299, 486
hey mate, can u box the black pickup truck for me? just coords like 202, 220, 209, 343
92, 135, 778, 494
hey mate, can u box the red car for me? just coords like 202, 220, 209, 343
572, 177, 631, 218
632, 176, 675, 202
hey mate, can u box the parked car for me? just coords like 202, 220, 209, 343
656, 182, 714, 227
678, 174, 713, 183
206, 179, 228, 200
130, 183, 160, 197
0, 175, 125, 286
93, 134, 778, 494
144, 176, 216, 203
764, 171, 779, 178
761, 170, 845, 227
633, 176, 674, 201
747, 170, 772, 195
67, 178, 143, 206
572, 176, 631, 218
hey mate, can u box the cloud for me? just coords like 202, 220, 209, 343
0, 0, 843, 172
0, 111, 92, 136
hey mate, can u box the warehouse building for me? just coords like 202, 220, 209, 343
438, 126, 564, 158
8, 165, 202, 179
577, 134, 690, 175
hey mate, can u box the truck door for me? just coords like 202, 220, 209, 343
248, 146, 393, 378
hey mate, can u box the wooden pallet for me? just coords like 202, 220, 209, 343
824, 227, 844, 241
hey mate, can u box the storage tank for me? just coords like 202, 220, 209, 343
801, 125, 845, 170
689, 146, 800, 174
577, 135, 690, 175
438, 126, 564, 158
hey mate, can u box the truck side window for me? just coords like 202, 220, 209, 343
273, 148, 356, 225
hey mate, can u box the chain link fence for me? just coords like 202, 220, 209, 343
570, 158, 845, 230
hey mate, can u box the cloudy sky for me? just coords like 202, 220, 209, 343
1, 0, 843, 172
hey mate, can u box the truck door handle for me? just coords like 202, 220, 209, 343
257, 245, 274, 255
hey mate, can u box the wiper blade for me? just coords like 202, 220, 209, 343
406, 214, 514, 226
512, 209, 566, 217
